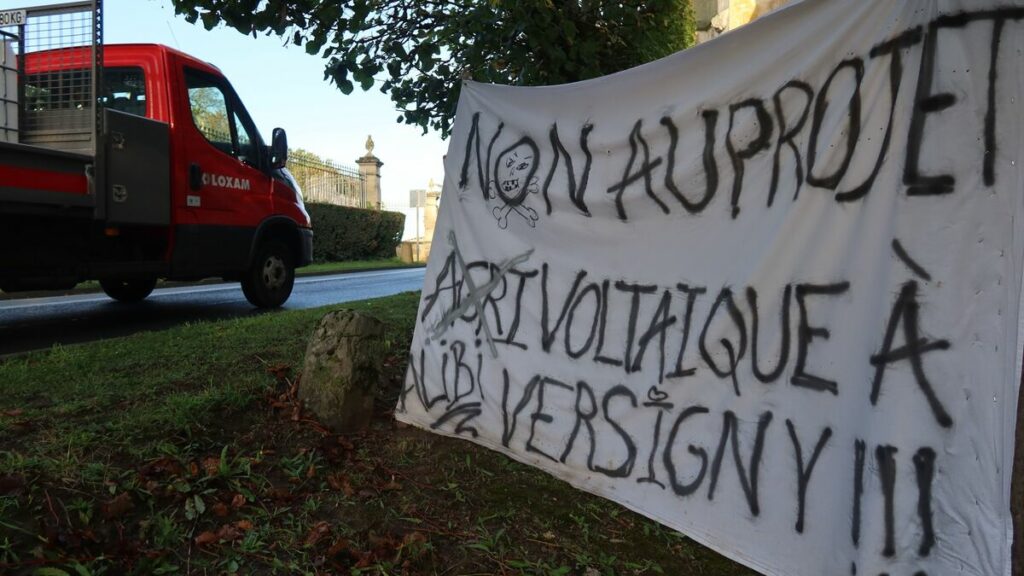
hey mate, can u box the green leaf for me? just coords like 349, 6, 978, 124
306, 36, 325, 55
184, 494, 205, 520
218, 445, 231, 476
32, 569, 71, 576
69, 564, 92, 576
199, 11, 219, 30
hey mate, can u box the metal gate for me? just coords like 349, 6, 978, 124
0, 1, 102, 154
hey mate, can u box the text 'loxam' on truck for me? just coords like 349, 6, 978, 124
0, 1, 312, 307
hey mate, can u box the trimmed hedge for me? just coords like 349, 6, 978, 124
306, 203, 405, 262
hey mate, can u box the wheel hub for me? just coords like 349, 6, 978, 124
262, 255, 286, 289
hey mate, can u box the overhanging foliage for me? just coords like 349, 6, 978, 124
171, 0, 695, 136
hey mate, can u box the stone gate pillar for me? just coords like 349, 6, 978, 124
423, 178, 441, 239
356, 135, 383, 209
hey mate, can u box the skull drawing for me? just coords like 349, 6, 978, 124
489, 137, 540, 229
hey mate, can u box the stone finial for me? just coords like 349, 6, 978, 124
365, 134, 375, 156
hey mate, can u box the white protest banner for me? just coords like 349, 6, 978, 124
395, 1, 1024, 574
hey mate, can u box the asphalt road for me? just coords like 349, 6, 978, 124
0, 268, 426, 357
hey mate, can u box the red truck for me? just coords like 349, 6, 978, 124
0, 2, 311, 307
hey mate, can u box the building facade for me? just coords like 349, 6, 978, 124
694, 0, 797, 43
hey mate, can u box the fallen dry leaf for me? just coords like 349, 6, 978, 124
303, 521, 331, 547
267, 487, 293, 502
326, 538, 352, 558
368, 532, 399, 550
139, 456, 184, 479
326, 473, 355, 497
215, 523, 242, 542
194, 531, 218, 546
399, 528, 428, 557
201, 457, 221, 477
235, 519, 253, 531
267, 363, 291, 380
2, 409, 24, 417
211, 502, 229, 517
353, 551, 376, 569
102, 493, 134, 520
402, 532, 428, 547
231, 493, 246, 508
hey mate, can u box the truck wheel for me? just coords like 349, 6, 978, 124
241, 240, 295, 308
100, 277, 157, 303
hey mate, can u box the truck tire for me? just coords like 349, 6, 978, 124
100, 277, 157, 303
241, 240, 295, 308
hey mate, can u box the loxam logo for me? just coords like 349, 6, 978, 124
202, 173, 251, 191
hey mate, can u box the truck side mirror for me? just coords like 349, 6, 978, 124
271, 128, 288, 169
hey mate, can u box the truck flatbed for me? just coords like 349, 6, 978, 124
0, 140, 92, 216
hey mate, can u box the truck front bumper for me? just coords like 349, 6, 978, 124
299, 228, 313, 267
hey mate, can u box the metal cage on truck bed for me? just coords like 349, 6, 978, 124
0, 0, 103, 155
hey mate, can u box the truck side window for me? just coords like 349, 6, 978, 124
186, 81, 233, 155
185, 68, 260, 166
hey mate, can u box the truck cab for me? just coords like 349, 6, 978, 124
0, 42, 312, 307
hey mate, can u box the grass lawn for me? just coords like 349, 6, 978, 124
0, 292, 752, 575
297, 258, 420, 276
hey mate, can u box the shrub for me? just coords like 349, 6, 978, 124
306, 203, 405, 262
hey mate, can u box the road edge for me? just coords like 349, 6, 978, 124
0, 263, 427, 302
